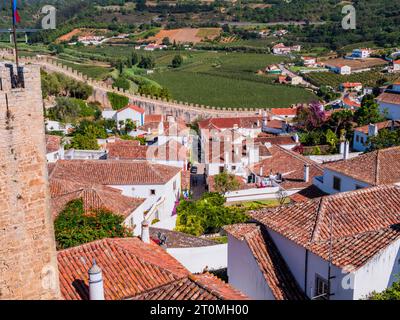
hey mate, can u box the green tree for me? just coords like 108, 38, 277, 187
67, 133, 99, 150
131, 51, 139, 66
369, 277, 400, 300
113, 77, 130, 91
367, 128, 400, 151
354, 95, 385, 126
162, 37, 171, 46
171, 54, 183, 68
107, 92, 129, 110
138, 55, 155, 69
324, 129, 339, 152
175, 193, 248, 236
213, 171, 240, 195
54, 199, 132, 249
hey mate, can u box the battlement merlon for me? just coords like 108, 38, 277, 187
0, 62, 41, 93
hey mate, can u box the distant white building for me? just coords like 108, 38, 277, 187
45, 135, 63, 163
352, 48, 371, 59
45, 120, 73, 134
272, 43, 301, 55
102, 104, 145, 128
328, 64, 351, 75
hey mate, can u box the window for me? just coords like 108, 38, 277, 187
150, 189, 156, 196
231, 166, 236, 171
314, 275, 329, 300
219, 166, 224, 173
333, 176, 341, 191
356, 135, 359, 143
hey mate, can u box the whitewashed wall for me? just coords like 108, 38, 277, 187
353, 238, 400, 299
167, 244, 228, 273
313, 169, 370, 195
227, 235, 275, 300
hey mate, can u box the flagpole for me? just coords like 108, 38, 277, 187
10, 0, 19, 69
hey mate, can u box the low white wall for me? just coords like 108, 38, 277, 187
167, 244, 228, 273
225, 186, 298, 202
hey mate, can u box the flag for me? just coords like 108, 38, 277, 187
12, 0, 21, 24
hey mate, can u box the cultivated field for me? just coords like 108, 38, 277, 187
147, 28, 221, 44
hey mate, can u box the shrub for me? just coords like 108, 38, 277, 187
107, 92, 129, 110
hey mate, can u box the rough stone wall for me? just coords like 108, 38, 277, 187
0, 63, 60, 300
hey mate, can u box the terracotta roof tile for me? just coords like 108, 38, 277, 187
130, 273, 249, 300
354, 120, 400, 134
50, 160, 182, 185
324, 146, 400, 185
58, 237, 190, 300
58, 238, 247, 300
51, 182, 145, 219
251, 185, 400, 269
224, 224, 306, 300
145, 114, 163, 123
117, 104, 145, 114
251, 145, 323, 189
45, 135, 61, 153
377, 92, 400, 105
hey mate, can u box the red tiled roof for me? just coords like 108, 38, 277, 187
130, 273, 249, 300
255, 135, 297, 146
58, 238, 248, 300
342, 96, 361, 108
289, 185, 327, 203
107, 140, 148, 160
341, 82, 362, 88
145, 114, 163, 123
224, 224, 306, 300
117, 104, 145, 114
58, 238, 189, 300
251, 185, 400, 269
354, 120, 400, 134
49, 160, 182, 185
377, 92, 400, 105
107, 140, 188, 162
324, 146, 400, 185
251, 145, 323, 190
271, 108, 297, 116
45, 135, 61, 153
51, 181, 145, 219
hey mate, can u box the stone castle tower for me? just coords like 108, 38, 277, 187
0, 62, 60, 299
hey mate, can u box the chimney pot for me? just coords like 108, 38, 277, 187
304, 164, 310, 183
88, 259, 105, 300
141, 219, 150, 243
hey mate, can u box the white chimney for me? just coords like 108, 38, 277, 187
293, 133, 299, 143
368, 123, 378, 137
304, 164, 310, 183
343, 140, 350, 160
88, 259, 105, 300
340, 141, 345, 154
259, 166, 263, 177
141, 219, 150, 243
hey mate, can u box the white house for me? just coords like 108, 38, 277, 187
331, 65, 351, 75
49, 160, 183, 229
272, 43, 301, 55
102, 104, 145, 128
45, 120, 73, 134
353, 121, 400, 152
313, 146, 400, 195
393, 60, 400, 72
376, 82, 400, 120
352, 48, 371, 59
225, 184, 400, 300
301, 56, 317, 67
50, 178, 148, 236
